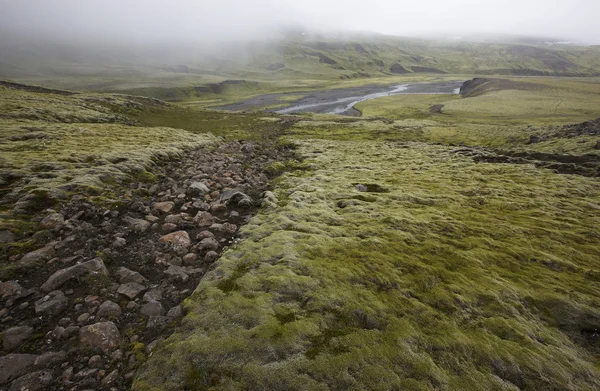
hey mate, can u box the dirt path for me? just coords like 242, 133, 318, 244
0, 126, 299, 390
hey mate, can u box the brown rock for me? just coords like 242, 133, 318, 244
152, 201, 174, 214
3, 326, 34, 351
182, 253, 198, 265
161, 223, 178, 233
79, 322, 121, 352
117, 282, 146, 300
0, 353, 38, 385
159, 231, 191, 248
40, 213, 65, 230
193, 211, 214, 228
41, 258, 109, 292
19, 241, 58, 267
8, 370, 53, 391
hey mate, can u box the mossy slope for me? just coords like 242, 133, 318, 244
134, 140, 600, 390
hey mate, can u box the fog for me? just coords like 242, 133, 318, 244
1, 0, 599, 45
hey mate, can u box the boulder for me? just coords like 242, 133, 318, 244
19, 241, 58, 267
193, 211, 214, 228
187, 182, 210, 196
40, 213, 65, 230
140, 301, 165, 317
34, 290, 67, 317
3, 326, 34, 351
79, 322, 121, 352
96, 300, 122, 319
115, 267, 147, 284
41, 258, 109, 292
122, 216, 150, 233
117, 282, 146, 300
164, 265, 189, 282
159, 231, 191, 248
8, 370, 53, 391
0, 230, 15, 243
0, 354, 38, 385
152, 201, 174, 214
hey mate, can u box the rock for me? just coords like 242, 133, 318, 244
192, 200, 210, 210
164, 265, 189, 282
195, 237, 219, 252
0, 230, 15, 243
19, 241, 58, 267
220, 189, 254, 207
115, 267, 147, 284
63, 325, 79, 339
193, 211, 214, 228
112, 237, 126, 248
96, 300, 122, 319
117, 283, 146, 300
77, 312, 90, 324
101, 369, 119, 387
126, 301, 138, 310
528, 134, 543, 144
40, 213, 65, 230
142, 289, 162, 302
390, 63, 409, 74
594, 140, 600, 150
140, 301, 165, 317
164, 214, 186, 225
61, 366, 73, 382
216, 222, 237, 234
88, 355, 103, 368
146, 338, 165, 353
204, 251, 219, 262
34, 290, 68, 317
41, 258, 109, 292
51, 326, 65, 340
166, 305, 182, 318
355, 184, 368, 192
187, 182, 210, 196
0, 353, 38, 385
182, 253, 198, 265
146, 316, 171, 329
161, 223, 178, 233
0, 281, 23, 299
79, 322, 121, 352
74, 367, 97, 379
3, 326, 34, 351
152, 201, 174, 214
33, 351, 67, 368
196, 230, 215, 240
159, 231, 191, 248
8, 370, 53, 391
122, 216, 150, 233
210, 203, 227, 214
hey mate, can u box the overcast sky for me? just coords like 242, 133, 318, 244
1, 0, 599, 44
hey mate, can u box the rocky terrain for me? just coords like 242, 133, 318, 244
0, 138, 297, 390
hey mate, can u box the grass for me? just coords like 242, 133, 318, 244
134, 139, 600, 391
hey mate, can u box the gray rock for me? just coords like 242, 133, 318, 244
187, 182, 210, 196
142, 289, 162, 302
0, 281, 23, 299
122, 216, 150, 233
33, 351, 67, 368
161, 223, 177, 233
140, 301, 165, 317
79, 322, 121, 352
88, 355, 103, 368
115, 267, 147, 284
195, 237, 219, 252
112, 237, 127, 248
40, 213, 65, 230
3, 326, 34, 351
34, 290, 67, 317
192, 200, 210, 211
0, 353, 38, 385
117, 282, 146, 300
41, 258, 109, 292
101, 369, 119, 387
182, 253, 198, 265
146, 338, 165, 353
164, 265, 189, 282
0, 230, 15, 243
19, 241, 58, 267
62, 325, 79, 339
204, 251, 219, 262
166, 305, 183, 318
146, 316, 171, 329
8, 370, 53, 391
96, 300, 122, 319
193, 211, 214, 228
220, 189, 254, 207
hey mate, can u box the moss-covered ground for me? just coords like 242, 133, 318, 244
134, 76, 600, 390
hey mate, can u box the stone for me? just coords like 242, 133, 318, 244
217, 222, 237, 234
34, 290, 68, 317
79, 322, 121, 352
117, 282, 146, 300
140, 301, 165, 317
0, 230, 15, 243
74, 367, 97, 379
61, 366, 73, 382
41, 258, 109, 292
205, 251, 219, 262
0, 353, 38, 385
220, 189, 254, 207
88, 355, 103, 368
115, 267, 147, 284
51, 326, 65, 340
33, 351, 67, 368
209, 203, 227, 214
3, 326, 34, 351
164, 214, 185, 225
8, 370, 53, 391
77, 312, 90, 324
193, 211, 214, 228
146, 316, 171, 329
142, 289, 162, 302
96, 300, 122, 319
159, 231, 191, 248
152, 201, 174, 214
62, 325, 79, 339
161, 223, 178, 233
182, 253, 198, 265
192, 200, 210, 210
146, 338, 165, 353
187, 182, 210, 196
594, 140, 600, 150
19, 241, 58, 267
195, 237, 219, 252
164, 265, 189, 282
196, 230, 214, 240
0, 280, 23, 298
101, 369, 119, 387
166, 305, 182, 318
112, 237, 126, 248
40, 213, 65, 230
122, 216, 150, 233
